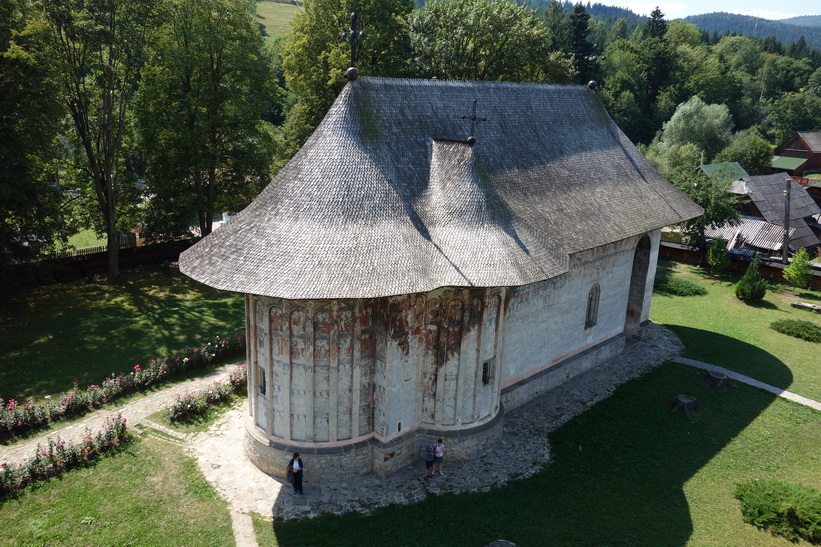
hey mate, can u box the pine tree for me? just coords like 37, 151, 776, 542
706, 238, 730, 273
783, 248, 812, 293
734, 253, 768, 302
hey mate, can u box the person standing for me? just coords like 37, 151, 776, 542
423, 439, 436, 480
287, 452, 304, 496
433, 438, 445, 475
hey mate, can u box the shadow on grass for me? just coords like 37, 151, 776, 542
664, 326, 794, 390
268, 334, 787, 546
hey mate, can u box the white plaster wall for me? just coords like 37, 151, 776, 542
500, 236, 643, 388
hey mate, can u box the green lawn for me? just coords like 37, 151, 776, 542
55, 228, 107, 252
0, 435, 234, 546
255, 0, 299, 43
651, 260, 821, 401
256, 363, 819, 546
0, 263, 244, 400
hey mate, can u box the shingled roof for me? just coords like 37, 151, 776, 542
179, 77, 702, 300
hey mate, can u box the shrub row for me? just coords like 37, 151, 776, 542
166, 365, 248, 422
0, 414, 130, 495
0, 332, 245, 437
770, 319, 821, 343
735, 479, 821, 543
653, 274, 707, 296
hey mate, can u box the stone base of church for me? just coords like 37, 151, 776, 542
500, 333, 626, 412
244, 410, 504, 483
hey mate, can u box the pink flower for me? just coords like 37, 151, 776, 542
134, 365, 142, 372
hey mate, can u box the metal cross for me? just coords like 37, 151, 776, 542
461, 99, 487, 140
342, 12, 365, 67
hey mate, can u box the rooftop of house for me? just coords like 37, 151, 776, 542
180, 77, 702, 300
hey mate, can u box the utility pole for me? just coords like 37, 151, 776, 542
782, 179, 791, 264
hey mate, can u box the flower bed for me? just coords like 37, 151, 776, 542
166, 365, 247, 422
0, 414, 130, 495
0, 332, 245, 438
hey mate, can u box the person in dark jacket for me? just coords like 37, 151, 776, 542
287, 452, 304, 495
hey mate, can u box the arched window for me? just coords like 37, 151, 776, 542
585, 284, 600, 329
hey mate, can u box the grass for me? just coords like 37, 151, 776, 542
651, 260, 821, 401
0, 263, 244, 400
258, 363, 819, 546
54, 229, 106, 252
0, 435, 234, 546
255, 0, 299, 43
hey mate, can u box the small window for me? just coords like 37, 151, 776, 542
482, 357, 495, 385
258, 367, 266, 395
585, 284, 600, 329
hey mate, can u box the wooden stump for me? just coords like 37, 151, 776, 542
702, 370, 735, 389
670, 394, 702, 422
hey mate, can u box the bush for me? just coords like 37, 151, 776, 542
706, 237, 731, 272
784, 247, 813, 291
735, 254, 767, 302
166, 365, 247, 422
0, 332, 246, 437
0, 414, 130, 495
654, 274, 707, 296
735, 479, 821, 543
770, 319, 821, 343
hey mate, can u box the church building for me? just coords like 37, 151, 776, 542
179, 76, 702, 481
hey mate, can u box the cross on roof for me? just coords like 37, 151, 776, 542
342, 12, 365, 68
461, 99, 487, 142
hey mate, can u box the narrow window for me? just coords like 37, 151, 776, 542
258, 367, 266, 395
586, 284, 600, 329
482, 357, 495, 385
398, 422, 402, 432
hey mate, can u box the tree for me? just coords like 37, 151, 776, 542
714, 129, 773, 175
137, 0, 276, 239
765, 92, 821, 144
280, 0, 413, 160
734, 253, 767, 302
783, 247, 812, 293
809, 67, 821, 97
1, 0, 70, 274
39, 0, 157, 280
408, 0, 572, 83
667, 168, 740, 248
566, 3, 596, 84
660, 96, 734, 162
642, 6, 667, 40
706, 237, 730, 272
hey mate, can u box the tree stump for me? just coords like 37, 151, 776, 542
670, 394, 702, 422
702, 370, 735, 389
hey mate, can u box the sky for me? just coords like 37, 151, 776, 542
610, 1, 820, 21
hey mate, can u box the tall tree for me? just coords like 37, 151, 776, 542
659, 96, 734, 162
408, 0, 572, 83
642, 6, 667, 40
137, 0, 276, 239
280, 0, 414, 160
566, 3, 596, 83
39, 0, 157, 279
667, 168, 740, 249
0, 0, 69, 276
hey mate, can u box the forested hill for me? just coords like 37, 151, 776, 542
684, 13, 821, 50
780, 15, 821, 28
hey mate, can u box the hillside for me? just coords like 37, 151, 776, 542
780, 15, 821, 28
685, 12, 821, 50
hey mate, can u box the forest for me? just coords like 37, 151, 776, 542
2, 0, 821, 285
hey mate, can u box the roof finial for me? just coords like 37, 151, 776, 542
342, 12, 364, 80
461, 99, 487, 144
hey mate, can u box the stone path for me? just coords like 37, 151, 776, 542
5, 326, 821, 544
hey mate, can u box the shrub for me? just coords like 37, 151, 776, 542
0, 414, 130, 495
653, 274, 707, 296
735, 479, 821, 543
735, 253, 767, 302
0, 332, 246, 437
166, 366, 246, 422
783, 247, 813, 292
706, 237, 731, 272
770, 319, 821, 343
